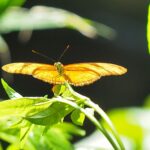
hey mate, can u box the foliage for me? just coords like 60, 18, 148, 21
0, 6, 115, 39
0, 0, 25, 14
74, 96, 150, 150
0, 79, 124, 150
147, 4, 150, 53
0, 118, 84, 150
0, 0, 26, 67
103, 96, 150, 150
0, 0, 116, 68
0, 79, 85, 150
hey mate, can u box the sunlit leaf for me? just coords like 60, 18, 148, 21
71, 109, 85, 126
0, 35, 11, 66
0, 36, 12, 83
144, 95, 150, 107
87, 20, 116, 40
52, 84, 76, 100
0, 0, 25, 14
0, 143, 3, 150
0, 97, 52, 119
25, 102, 74, 126
20, 123, 33, 149
0, 6, 115, 39
52, 84, 67, 96
0, 80, 123, 149
28, 125, 74, 150
0, 118, 19, 144
107, 107, 150, 149
0, 119, 79, 150
0, 35, 9, 53
147, 5, 150, 53
1, 78, 22, 98
54, 122, 85, 137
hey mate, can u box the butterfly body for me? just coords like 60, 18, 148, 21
54, 62, 64, 76
2, 62, 127, 86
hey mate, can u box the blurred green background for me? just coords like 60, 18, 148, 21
0, 0, 150, 149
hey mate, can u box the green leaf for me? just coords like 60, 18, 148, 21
144, 95, 150, 107
25, 102, 74, 126
0, 97, 52, 119
0, 118, 19, 143
71, 109, 85, 126
53, 84, 76, 100
52, 84, 67, 96
0, 0, 25, 14
0, 143, 3, 150
20, 124, 33, 149
0, 6, 115, 39
0, 119, 78, 150
63, 83, 89, 102
54, 122, 85, 137
0, 79, 124, 149
1, 78, 22, 98
107, 107, 150, 149
0, 35, 9, 53
28, 125, 74, 150
0, 36, 11, 72
147, 5, 150, 53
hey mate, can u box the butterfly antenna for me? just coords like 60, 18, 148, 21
32, 50, 55, 62
58, 45, 70, 61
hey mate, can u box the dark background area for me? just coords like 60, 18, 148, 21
1, 0, 150, 112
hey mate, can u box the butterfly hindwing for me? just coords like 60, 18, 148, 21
33, 70, 66, 84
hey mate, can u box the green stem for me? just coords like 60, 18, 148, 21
53, 97, 120, 150
85, 99, 125, 150
64, 83, 125, 150
84, 113, 120, 150
54, 83, 124, 149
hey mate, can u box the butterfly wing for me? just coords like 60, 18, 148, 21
64, 62, 127, 86
2, 63, 55, 75
2, 62, 66, 84
33, 69, 66, 84
2, 62, 127, 86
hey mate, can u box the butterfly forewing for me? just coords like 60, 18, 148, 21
2, 63, 55, 75
64, 63, 127, 76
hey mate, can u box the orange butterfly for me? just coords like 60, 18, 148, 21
2, 62, 127, 86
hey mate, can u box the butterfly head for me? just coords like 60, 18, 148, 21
54, 62, 64, 75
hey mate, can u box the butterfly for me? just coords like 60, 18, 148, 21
2, 62, 127, 86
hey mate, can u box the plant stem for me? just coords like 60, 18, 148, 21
85, 99, 125, 150
55, 83, 125, 149
54, 97, 120, 150
83, 111, 120, 150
